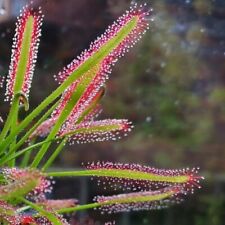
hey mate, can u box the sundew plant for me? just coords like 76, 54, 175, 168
0, 3, 204, 225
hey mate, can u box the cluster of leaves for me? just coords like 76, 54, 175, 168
0, 3, 203, 225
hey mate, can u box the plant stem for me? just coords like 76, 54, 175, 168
47, 170, 104, 177
20, 150, 31, 167
42, 138, 67, 171
0, 55, 97, 152
9, 100, 60, 157
20, 139, 35, 167
0, 77, 78, 152
31, 88, 83, 168
0, 138, 59, 166
57, 203, 101, 214
8, 101, 20, 167
0, 97, 19, 142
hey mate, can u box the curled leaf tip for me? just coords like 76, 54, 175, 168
14, 91, 30, 111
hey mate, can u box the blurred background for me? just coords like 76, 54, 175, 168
0, 0, 225, 224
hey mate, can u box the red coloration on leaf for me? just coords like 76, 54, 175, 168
30, 5, 150, 144
186, 170, 205, 191
55, 64, 105, 132
52, 4, 150, 134
53, 4, 149, 132
21, 216, 36, 225
55, 4, 150, 83
51, 82, 78, 119
6, 5, 43, 101
30, 85, 104, 140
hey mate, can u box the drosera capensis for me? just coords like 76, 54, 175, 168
0, 2, 204, 224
